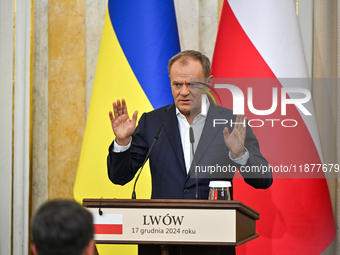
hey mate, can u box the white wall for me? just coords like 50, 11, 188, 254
0, 0, 14, 253
0, 0, 31, 254
298, 0, 313, 78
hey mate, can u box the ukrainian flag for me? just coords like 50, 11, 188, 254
74, 1, 180, 254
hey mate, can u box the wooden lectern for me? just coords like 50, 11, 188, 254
83, 199, 259, 255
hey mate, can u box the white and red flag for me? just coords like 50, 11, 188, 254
93, 214, 123, 235
212, 1, 336, 254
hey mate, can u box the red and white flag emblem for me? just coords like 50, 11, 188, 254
93, 214, 123, 235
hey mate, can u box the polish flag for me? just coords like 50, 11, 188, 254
93, 214, 123, 235
211, 1, 336, 254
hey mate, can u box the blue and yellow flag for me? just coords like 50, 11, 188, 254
74, 1, 180, 254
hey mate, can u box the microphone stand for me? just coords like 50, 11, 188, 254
131, 123, 163, 199
189, 127, 199, 199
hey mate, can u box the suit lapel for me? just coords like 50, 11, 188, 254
160, 104, 186, 174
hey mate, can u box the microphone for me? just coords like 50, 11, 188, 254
98, 197, 103, 216
189, 127, 199, 199
131, 123, 164, 199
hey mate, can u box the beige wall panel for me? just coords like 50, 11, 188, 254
32, 0, 49, 214
85, 0, 107, 115
48, 0, 86, 199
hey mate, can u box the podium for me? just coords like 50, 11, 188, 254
83, 199, 259, 255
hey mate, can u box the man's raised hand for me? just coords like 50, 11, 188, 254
109, 99, 138, 146
223, 115, 247, 158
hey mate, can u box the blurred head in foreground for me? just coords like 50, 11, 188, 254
31, 199, 95, 255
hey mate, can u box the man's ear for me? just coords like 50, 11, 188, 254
83, 239, 97, 255
207, 75, 213, 86
31, 243, 38, 255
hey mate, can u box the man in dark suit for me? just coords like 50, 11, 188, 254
107, 50, 272, 254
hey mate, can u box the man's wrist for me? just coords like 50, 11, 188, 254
230, 147, 247, 159
116, 137, 131, 146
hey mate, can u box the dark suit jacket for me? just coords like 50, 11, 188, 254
107, 103, 272, 199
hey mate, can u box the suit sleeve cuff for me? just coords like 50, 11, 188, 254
113, 138, 132, 153
229, 147, 249, 165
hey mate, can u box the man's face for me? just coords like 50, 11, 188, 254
169, 58, 207, 121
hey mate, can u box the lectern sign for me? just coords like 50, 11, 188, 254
88, 208, 236, 243
83, 199, 259, 246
